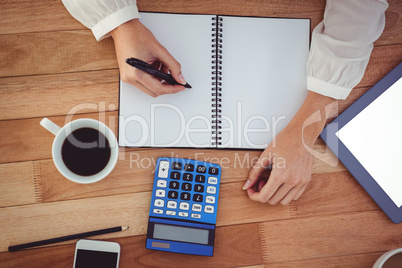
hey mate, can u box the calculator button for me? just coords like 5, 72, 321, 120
191, 214, 201, 219
180, 192, 191, 201
183, 173, 193, 181
208, 177, 218, 185
153, 209, 163, 214
158, 161, 169, 178
172, 162, 182, 170
184, 163, 194, 171
195, 175, 205, 183
206, 186, 216, 194
155, 189, 166, 197
156, 180, 167, 188
196, 165, 207, 173
204, 205, 214, 214
194, 184, 204, 193
180, 202, 190, 210
179, 212, 188, 217
205, 196, 215, 204
168, 191, 178, 199
154, 199, 164, 207
166, 210, 176, 216
192, 204, 202, 212
169, 181, 179, 189
167, 201, 177, 209
170, 172, 180, 180
193, 194, 203, 202
209, 167, 219, 175
182, 183, 192, 191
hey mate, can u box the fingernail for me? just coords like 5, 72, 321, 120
178, 73, 186, 84
242, 180, 251, 190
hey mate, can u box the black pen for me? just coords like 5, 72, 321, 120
126, 57, 192, 88
8, 226, 129, 252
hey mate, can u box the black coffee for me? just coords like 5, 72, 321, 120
61, 127, 111, 176
383, 252, 402, 268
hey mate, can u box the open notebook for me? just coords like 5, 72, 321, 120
119, 12, 310, 149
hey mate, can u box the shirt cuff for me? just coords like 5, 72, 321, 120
307, 76, 353, 100
92, 5, 140, 41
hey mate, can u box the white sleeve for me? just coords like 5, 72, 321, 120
307, 0, 388, 100
61, 0, 140, 41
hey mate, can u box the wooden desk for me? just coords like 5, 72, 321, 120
0, 0, 401, 267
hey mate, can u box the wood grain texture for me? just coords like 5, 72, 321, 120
358, 44, 402, 89
0, 0, 401, 266
0, 8, 401, 80
0, 139, 343, 206
379, 3, 402, 46
0, 69, 119, 121
293, 171, 379, 217
121, 224, 264, 267
0, 0, 400, 42
138, 0, 219, 15
0, 31, 117, 77
0, 192, 150, 253
267, 252, 386, 268
0, 0, 84, 35
0, 44, 399, 123
0, 187, 284, 253
1, 170, 379, 253
0, 161, 38, 207
0, 233, 391, 268
259, 210, 402, 264
0, 223, 263, 268
0, 112, 118, 164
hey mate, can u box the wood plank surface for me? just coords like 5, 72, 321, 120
1, 0, 401, 267
0, 0, 324, 35
292, 172, 379, 217
0, 141, 343, 206
0, 192, 151, 253
0, 5, 400, 79
0, 161, 39, 207
0, 110, 343, 166
0, 0, 84, 35
0, 170, 384, 253
0, 112, 118, 164
0, 69, 119, 121
260, 210, 402, 264
0, 31, 117, 77
268, 252, 387, 268
0, 186, 289, 253
0, 223, 263, 268
0, 229, 389, 268
0, 44, 400, 122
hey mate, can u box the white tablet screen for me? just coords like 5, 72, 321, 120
336, 78, 402, 208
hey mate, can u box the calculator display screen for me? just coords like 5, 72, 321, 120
153, 224, 209, 245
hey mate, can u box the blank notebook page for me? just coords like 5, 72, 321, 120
336, 77, 402, 207
219, 16, 310, 149
119, 13, 215, 147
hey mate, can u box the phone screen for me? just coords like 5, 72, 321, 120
75, 249, 118, 268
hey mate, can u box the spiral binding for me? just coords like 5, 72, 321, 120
211, 16, 223, 146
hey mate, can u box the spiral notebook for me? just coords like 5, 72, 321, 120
119, 12, 310, 149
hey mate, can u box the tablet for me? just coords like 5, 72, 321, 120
321, 63, 402, 224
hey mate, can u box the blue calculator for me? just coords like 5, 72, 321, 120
146, 157, 221, 256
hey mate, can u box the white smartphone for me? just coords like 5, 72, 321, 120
73, 239, 121, 268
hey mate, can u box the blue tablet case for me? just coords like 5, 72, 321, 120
320, 63, 402, 224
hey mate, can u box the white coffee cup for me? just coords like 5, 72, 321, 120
373, 248, 402, 268
40, 118, 118, 184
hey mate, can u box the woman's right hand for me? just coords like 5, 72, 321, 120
111, 19, 187, 97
